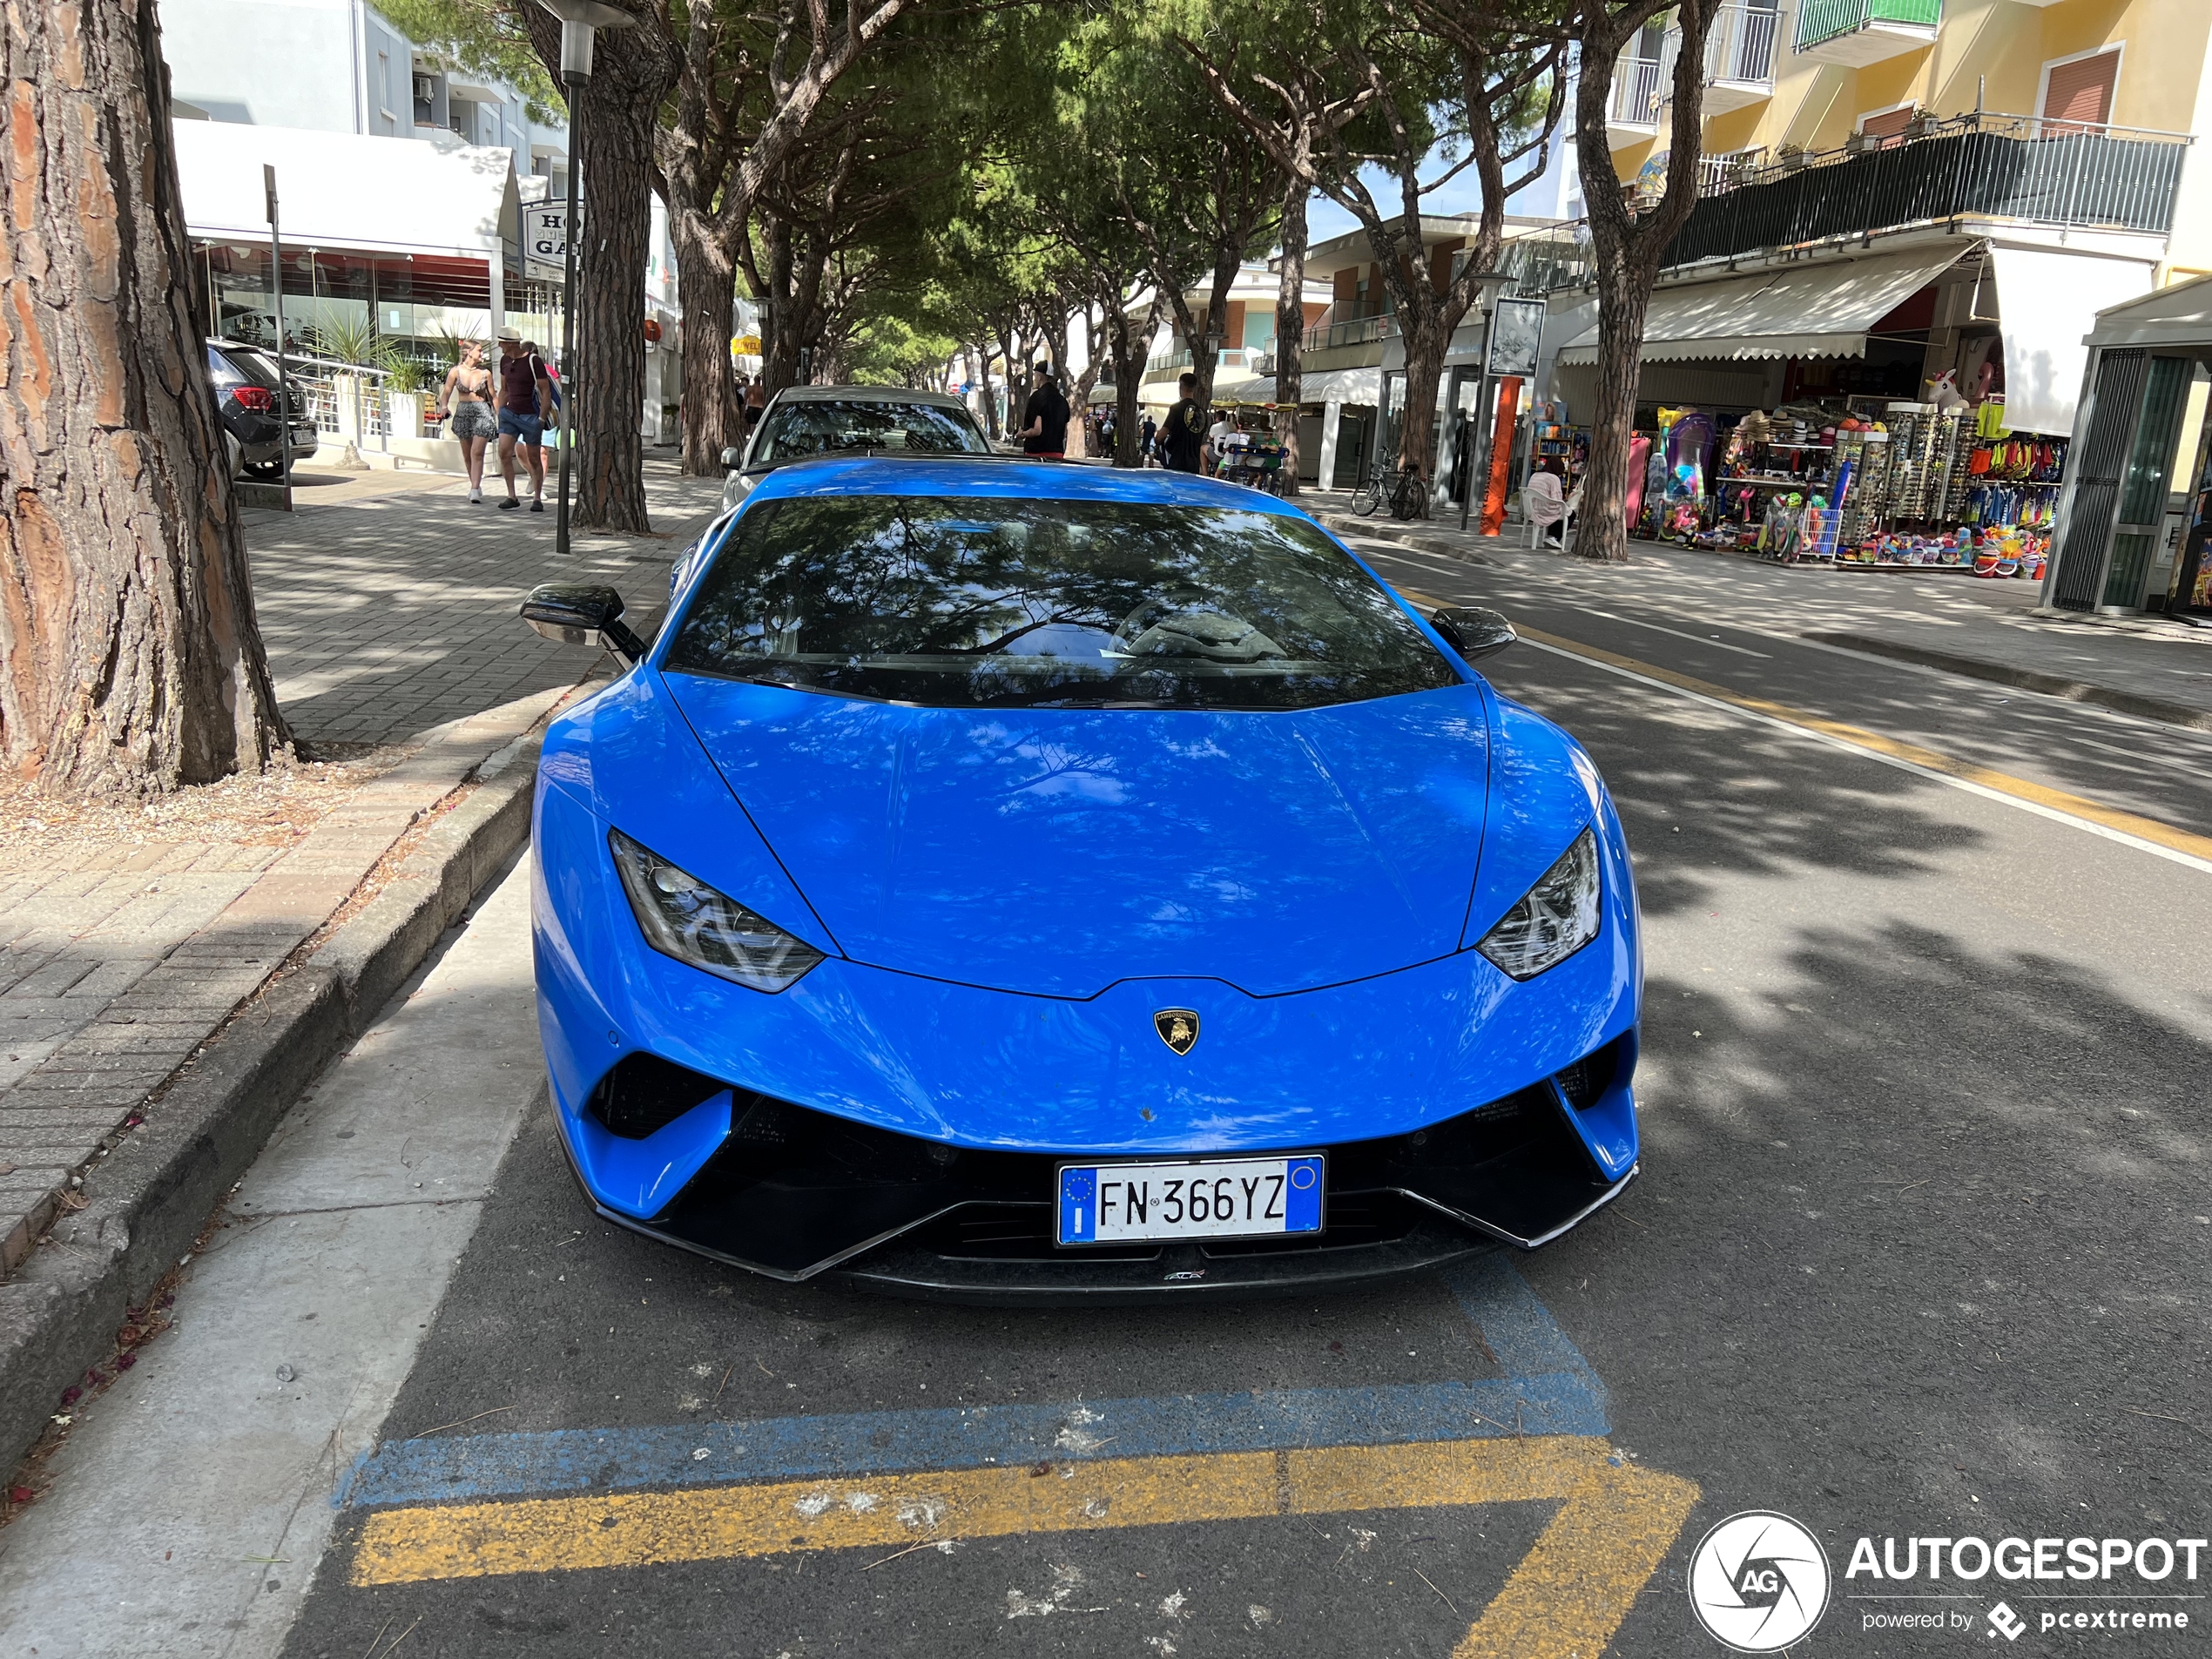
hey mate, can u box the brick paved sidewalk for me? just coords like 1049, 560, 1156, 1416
1305, 491, 2212, 727
1, 455, 725, 1274
253, 453, 723, 748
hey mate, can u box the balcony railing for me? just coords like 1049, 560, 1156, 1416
1704, 3, 1778, 84
1499, 235, 1595, 295
1662, 111, 2190, 264
1302, 307, 1397, 353
1796, 0, 1939, 52
1609, 55, 1664, 127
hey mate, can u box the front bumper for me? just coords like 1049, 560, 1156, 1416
551, 1039, 1636, 1303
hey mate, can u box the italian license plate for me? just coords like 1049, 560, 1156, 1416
1055, 1156, 1324, 1245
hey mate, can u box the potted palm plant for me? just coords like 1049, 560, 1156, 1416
385, 356, 428, 438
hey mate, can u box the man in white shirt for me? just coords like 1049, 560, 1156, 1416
1205, 411, 1236, 475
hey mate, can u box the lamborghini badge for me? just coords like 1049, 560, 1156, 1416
1154, 1009, 1199, 1055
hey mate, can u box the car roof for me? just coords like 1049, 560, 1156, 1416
742, 455, 1306, 516
766, 384, 969, 409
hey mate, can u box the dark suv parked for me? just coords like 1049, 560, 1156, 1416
206, 341, 318, 479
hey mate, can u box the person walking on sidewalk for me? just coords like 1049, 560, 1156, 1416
494, 328, 552, 512
1017, 363, 1070, 459
435, 340, 496, 502
1160, 373, 1205, 474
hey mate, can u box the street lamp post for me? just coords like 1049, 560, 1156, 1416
537, 0, 636, 559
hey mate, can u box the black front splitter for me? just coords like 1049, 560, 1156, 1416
833, 1221, 1492, 1306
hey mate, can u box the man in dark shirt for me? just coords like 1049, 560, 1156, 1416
494, 329, 552, 511
1018, 363, 1070, 458
1160, 371, 1205, 473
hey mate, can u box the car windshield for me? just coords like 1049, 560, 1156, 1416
752, 401, 988, 464
661, 495, 1461, 711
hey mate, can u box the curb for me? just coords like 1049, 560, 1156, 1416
1312, 512, 1501, 568
1804, 631, 2212, 735
0, 735, 545, 1480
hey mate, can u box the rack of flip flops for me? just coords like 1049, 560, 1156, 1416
1958, 432, 2068, 530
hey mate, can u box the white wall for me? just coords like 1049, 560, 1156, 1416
159, 0, 569, 164
162, 0, 361, 132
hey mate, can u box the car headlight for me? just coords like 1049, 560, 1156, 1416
1476, 827, 1601, 981
609, 828, 825, 992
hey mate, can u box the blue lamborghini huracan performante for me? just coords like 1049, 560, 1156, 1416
518, 457, 1642, 1301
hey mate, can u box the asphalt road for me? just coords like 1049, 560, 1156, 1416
8, 556, 2209, 1659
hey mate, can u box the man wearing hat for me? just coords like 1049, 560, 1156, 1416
495, 328, 553, 511
1016, 361, 1070, 460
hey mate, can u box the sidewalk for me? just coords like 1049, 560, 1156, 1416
1303, 490, 2212, 732
0, 458, 722, 1288
254, 455, 717, 748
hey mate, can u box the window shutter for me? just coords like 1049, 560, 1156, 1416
2042, 51, 2118, 131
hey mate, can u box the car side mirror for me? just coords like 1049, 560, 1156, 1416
520, 583, 648, 664
719, 446, 745, 470
1429, 606, 1514, 661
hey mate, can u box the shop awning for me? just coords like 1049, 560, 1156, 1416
2081, 269, 2212, 350
173, 119, 521, 260
1553, 246, 1964, 367
1280, 366, 1383, 407
1986, 245, 2155, 437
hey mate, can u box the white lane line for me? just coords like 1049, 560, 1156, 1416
1515, 636, 2212, 880
1575, 607, 1771, 658
1355, 543, 2212, 752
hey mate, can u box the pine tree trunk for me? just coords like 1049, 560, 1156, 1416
0, 0, 288, 792
1272, 174, 1308, 498
1569, 0, 1716, 562
527, 5, 676, 531
572, 84, 657, 530
1109, 306, 1143, 468
672, 222, 737, 475
1397, 313, 1448, 508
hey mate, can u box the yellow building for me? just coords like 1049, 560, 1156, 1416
1607, 0, 2209, 285
1532, 0, 2209, 605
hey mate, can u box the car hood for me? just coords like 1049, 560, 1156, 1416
663, 673, 1493, 998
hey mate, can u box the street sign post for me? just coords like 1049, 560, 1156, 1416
263, 165, 293, 499
524, 202, 578, 286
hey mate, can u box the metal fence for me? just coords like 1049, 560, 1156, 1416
1609, 54, 1665, 126
1795, 0, 1940, 51
1301, 308, 1397, 353
1661, 111, 2190, 265
1704, 3, 1778, 84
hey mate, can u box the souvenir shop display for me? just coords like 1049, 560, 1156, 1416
1527, 403, 1588, 497
1635, 390, 2063, 576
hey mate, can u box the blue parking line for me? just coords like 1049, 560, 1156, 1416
340, 1258, 1608, 1511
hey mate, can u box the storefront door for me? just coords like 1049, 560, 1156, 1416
2049, 348, 2150, 611
2105, 355, 2193, 610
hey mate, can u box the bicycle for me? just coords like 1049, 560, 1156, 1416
1351, 446, 1399, 516
1388, 465, 1431, 521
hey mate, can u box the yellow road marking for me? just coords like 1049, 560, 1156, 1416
352, 1436, 1697, 1658
1392, 581, 2212, 869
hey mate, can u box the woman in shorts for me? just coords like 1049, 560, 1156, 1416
436, 340, 497, 502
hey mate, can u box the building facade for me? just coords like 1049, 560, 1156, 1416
1555, 0, 2209, 604
160, 0, 687, 447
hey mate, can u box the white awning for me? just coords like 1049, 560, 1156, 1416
173, 120, 520, 260
2082, 270, 2212, 351
1287, 366, 1384, 407
1553, 247, 1964, 367
1987, 245, 2155, 436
